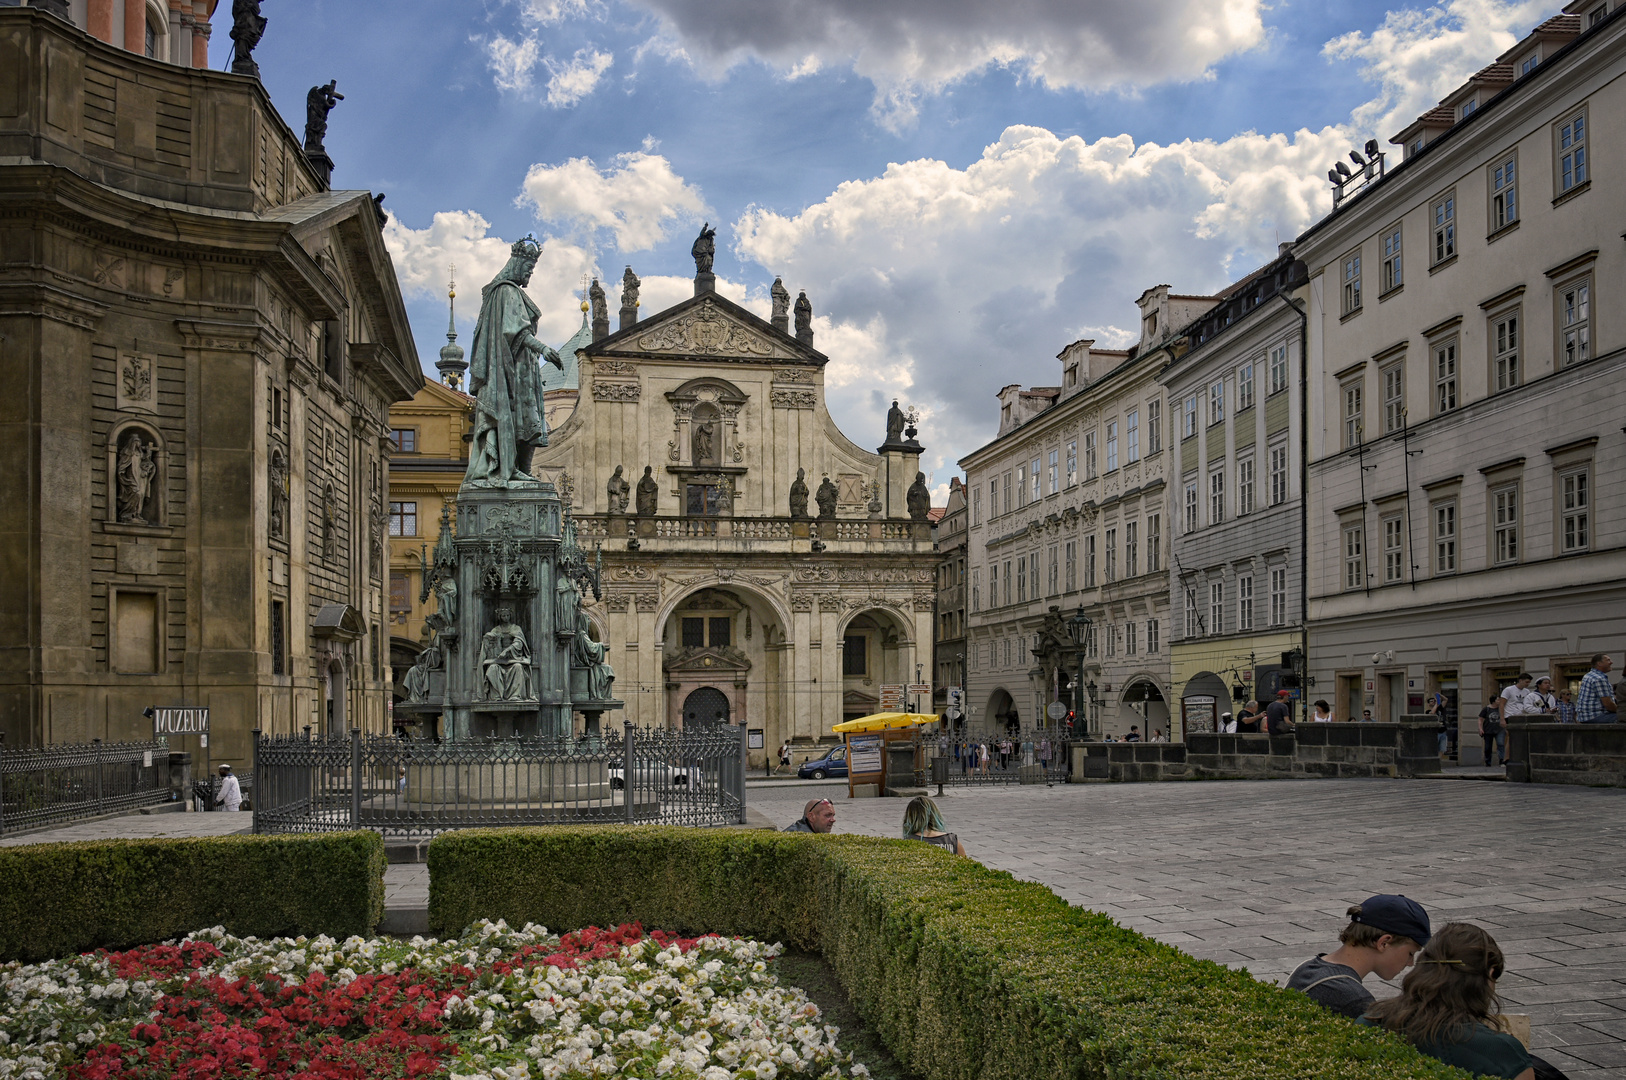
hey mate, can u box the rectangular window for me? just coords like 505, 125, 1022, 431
1492, 310, 1520, 391
1016, 556, 1027, 602
990, 478, 999, 518
709, 617, 732, 648
1147, 399, 1162, 453
1106, 421, 1119, 472
1493, 485, 1519, 564
271, 599, 286, 676
389, 428, 416, 453
389, 572, 411, 614
1559, 278, 1591, 367
1520, 52, 1539, 76
1031, 458, 1042, 501
389, 500, 417, 537
1209, 582, 1224, 637
1434, 339, 1458, 413
1105, 622, 1116, 658
1343, 379, 1363, 449
1382, 514, 1405, 583
1344, 525, 1365, 591
1104, 527, 1117, 582
989, 563, 998, 607
972, 488, 981, 525
1185, 587, 1199, 638
1016, 465, 1027, 508
1238, 457, 1255, 516
1126, 621, 1137, 656
1561, 469, 1590, 553
1270, 567, 1287, 626
1238, 573, 1254, 632
1382, 361, 1405, 432
1269, 443, 1288, 506
1064, 541, 1076, 592
1084, 432, 1098, 480
1490, 154, 1517, 230
1237, 363, 1255, 410
1030, 552, 1040, 603
1558, 110, 1587, 193
1183, 394, 1199, 438
1065, 440, 1078, 486
686, 484, 726, 516
1270, 344, 1289, 395
1125, 520, 1138, 578
272, 387, 284, 431
1146, 514, 1161, 573
1085, 535, 1096, 587
1003, 560, 1012, 605
1184, 482, 1199, 534
1209, 382, 1225, 425
843, 634, 867, 676
1461, 98, 1478, 119
1048, 449, 1059, 494
1048, 545, 1059, 595
1209, 468, 1225, 525
1341, 251, 1362, 314
1381, 224, 1402, 293
971, 568, 980, 613
1003, 472, 1012, 513
1126, 410, 1140, 463
682, 617, 706, 648
1147, 618, 1160, 654
1433, 501, 1457, 573
1432, 192, 1456, 263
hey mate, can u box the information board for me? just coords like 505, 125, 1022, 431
848, 733, 884, 774
878, 684, 905, 710
748, 728, 764, 750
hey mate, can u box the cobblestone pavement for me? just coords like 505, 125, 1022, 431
751, 778, 1626, 1080
0, 809, 250, 846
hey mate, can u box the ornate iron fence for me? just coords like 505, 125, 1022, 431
0, 738, 173, 835
252, 723, 747, 840
925, 729, 1071, 786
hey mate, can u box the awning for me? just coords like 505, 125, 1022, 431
832, 712, 939, 734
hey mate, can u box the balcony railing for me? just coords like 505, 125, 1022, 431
565, 514, 930, 547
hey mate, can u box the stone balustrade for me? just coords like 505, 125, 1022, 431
1071, 722, 1443, 782
565, 514, 931, 549
1505, 721, 1626, 788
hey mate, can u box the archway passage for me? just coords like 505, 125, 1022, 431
1180, 670, 1230, 736
1122, 679, 1171, 740
683, 686, 731, 726
983, 687, 1017, 735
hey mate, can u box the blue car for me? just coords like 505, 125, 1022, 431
797, 745, 848, 779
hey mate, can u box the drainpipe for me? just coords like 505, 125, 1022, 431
1280, 293, 1311, 690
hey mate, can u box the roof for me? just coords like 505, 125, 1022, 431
545, 312, 591, 393
926, 507, 946, 524
584, 287, 827, 366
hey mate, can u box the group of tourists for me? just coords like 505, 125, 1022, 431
941, 734, 1055, 774
783, 795, 969, 858
1217, 688, 1300, 733
1290, 894, 1563, 1079
1475, 654, 1618, 766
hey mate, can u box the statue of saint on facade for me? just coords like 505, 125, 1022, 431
605, 465, 630, 514
885, 399, 906, 445
906, 471, 931, 521
620, 266, 640, 310
479, 608, 532, 701
691, 223, 716, 276
794, 291, 812, 338
116, 431, 158, 524
868, 480, 884, 520
692, 421, 716, 465
635, 466, 659, 517
771, 277, 790, 327
589, 277, 608, 325
788, 467, 809, 519
815, 475, 838, 520
463, 236, 563, 488
229, 0, 266, 76
402, 641, 441, 703
432, 574, 458, 628
304, 81, 343, 152
268, 448, 289, 539
572, 608, 615, 700
555, 570, 581, 635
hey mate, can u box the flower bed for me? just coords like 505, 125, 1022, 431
0, 921, 870, 1080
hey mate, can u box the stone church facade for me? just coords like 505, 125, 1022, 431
531, 267, 936, 764
0, 10, 420, 766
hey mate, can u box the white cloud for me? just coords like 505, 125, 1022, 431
521, 0, 599, 25
485, 34, 544, 93
546, 47, 615, 107
519, 150, 709, 251
626, 0, 1269, 130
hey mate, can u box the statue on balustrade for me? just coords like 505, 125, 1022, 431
788, 467, 809, 519
907, 471, 932, 521
479, 608, 532, 701
635, 465, 659, 517
605, 465, 630, 514
815, 475, 838, 520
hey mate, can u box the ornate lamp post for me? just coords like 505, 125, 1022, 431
1066, 606, 1093, 740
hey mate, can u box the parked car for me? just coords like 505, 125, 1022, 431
609, 761, 690, 789
797, 745, 848, 780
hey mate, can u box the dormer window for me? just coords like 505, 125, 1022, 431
1589, 5, 1607, 27
1065, 363, 1078, 388
1461, 98, 1478, 120
1411, 138, 1424, 157
1520, 52, 1539, 76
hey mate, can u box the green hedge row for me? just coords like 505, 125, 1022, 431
0, 831, 385, 962
428, 827, 1468, 1080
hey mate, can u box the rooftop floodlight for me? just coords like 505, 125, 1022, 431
1349, 149, 1367, 166
1334, 161, 1352, 178
1364, 138, 1380, 157
1327, 168, 1341, 184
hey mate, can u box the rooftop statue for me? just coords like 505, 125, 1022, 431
463, 236, 563, 488
635, 466, 659, 517
692, 223, 716, 276
229, 0, 266, 77
907, 471, 932, 521
606, 465, 630, 514
304, 81, 343, 153
815, 475, 838, 520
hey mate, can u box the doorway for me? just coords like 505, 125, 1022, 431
682, 686, 731, 727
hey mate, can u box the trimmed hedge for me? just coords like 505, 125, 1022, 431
0, 831, 385, 962
427, 827, 1470, 1080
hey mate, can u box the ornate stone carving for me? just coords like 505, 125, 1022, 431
818, 594, 845, 613
634, 299, 775, 357
117, 353, 155, 413
483, 503, 531, 535
320, 483, 338, 559
596, 360, 637, 376
628, 591, 660, 611
115, 429, 160, 524
602, 594, 632, 612
790, 591, 815, 612
913, 591, 935, 611
770, 388, 815, 409
93, 251, 126, 290
268, 446, 289, 539
774, 368, 813, 384
608, 563, 653, 582
592, 380, 641, 402
369, 497, 385, 576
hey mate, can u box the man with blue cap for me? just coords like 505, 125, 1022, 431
1287, 894, 1432, 1019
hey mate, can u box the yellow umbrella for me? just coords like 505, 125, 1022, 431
831, 712, 940, 733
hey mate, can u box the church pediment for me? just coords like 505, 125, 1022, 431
587, 293, 826, 366
662, 645, 752, 675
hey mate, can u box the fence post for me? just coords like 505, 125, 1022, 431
623, 722, 635, 825
350, 727, 362, 828
250, 729, 261, 835
93, 737, 104, 816
737, 722, 748, 824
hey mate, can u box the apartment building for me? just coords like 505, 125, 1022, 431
932, 478, 968, 716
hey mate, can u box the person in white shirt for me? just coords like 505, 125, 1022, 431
1500, 673, 1540, 722
215, 763, 242, 812
1312, 700, 1334, 722
1530, 677, 1558, 716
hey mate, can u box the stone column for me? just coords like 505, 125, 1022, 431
87, 0, 113, 42
124, 0, 145, 53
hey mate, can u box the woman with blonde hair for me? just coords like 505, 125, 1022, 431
901, 796, 968, 857
1362, 922, 1548, 1080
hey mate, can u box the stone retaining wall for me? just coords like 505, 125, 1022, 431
1505, 722, 1626, 787
1071, 723, 1442, 782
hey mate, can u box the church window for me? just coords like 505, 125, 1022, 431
686, 484, 726, 516
681, 618, 706, 648
709, 617, 731, 648
843, 634, 868, 676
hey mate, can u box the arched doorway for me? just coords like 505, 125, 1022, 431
1122, 679, 1171, 739
682, 686, 731, 726
1180, 671, 1230, 737
983, 687, 1017, 735
838, 606, 915, 722
660, 585, 786, 731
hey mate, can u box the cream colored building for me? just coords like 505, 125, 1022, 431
961, 288, 1197, 739
1299, 2, 1625, 744
529, 275, 936, 764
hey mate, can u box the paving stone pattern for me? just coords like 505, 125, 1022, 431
750, 779, 1626, 1080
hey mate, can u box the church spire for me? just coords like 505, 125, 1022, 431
436, 265, 467, 390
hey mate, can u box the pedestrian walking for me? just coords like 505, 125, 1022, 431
214, 763, 242, 812
1477, 694, 1506, 767
978, 741, 990, 775
1576, 654, 1617, 724
1038, 736, 1051, 770
901, 796, 968, 857
778, 741, 792, 774
1428, 694, 1451, 757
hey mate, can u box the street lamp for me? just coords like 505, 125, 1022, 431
1066, 606, 1092, 740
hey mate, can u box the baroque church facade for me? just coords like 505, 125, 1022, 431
0, 9, 420, 765
530, 254, 937, 764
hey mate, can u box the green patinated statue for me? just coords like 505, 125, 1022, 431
463, 236, 563, 488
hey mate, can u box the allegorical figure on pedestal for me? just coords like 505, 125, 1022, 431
403, 641, 441, 703
907, 471, 932, 521
572, 608, 615, 700
815, 475, 839, 520
635, 466, 659, 517
480, 607, 532, 701
789, 467, 809, 519
464, 236, 563, 488
605, 465, 630, 514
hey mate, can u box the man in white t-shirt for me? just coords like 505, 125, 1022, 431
1500, 673, 1540, 721
215, 763, 242, 812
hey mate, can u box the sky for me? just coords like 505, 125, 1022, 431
216, 0, 1557, 498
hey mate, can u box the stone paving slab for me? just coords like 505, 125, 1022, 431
749, 778, 1626, 1080
0, 811, 251, 846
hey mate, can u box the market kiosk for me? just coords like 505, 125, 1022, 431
831, 712, 935, 797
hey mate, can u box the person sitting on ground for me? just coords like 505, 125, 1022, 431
1123, 725, 1142, 742
901, 795, 968, 857
785, 797, 835, 834
1360, 922, 1542, 1080
1236, 700, 1263, 733
1288, 894, 1430, 1019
